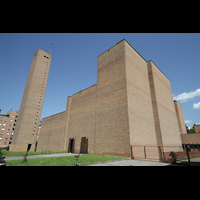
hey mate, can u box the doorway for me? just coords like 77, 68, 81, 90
27, 144, 32, 151
80, 137, 88, 154
68, 138, 75, 153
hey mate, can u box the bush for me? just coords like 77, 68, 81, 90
169, 151, 177, 158
0, 146, 10, 155
169, 151, 177, 164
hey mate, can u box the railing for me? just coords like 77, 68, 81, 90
131, 145, 200, 162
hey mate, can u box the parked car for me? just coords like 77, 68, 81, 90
0, 153, 6, 166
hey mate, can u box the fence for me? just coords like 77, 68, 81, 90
131, 144, 200, 162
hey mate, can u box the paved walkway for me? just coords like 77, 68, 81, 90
84, 158, 173, 166
5, 153, 74, 161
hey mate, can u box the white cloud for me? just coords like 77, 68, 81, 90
192, 102, 200, 110
173, 88, 200, 103
185, 120, 192, 124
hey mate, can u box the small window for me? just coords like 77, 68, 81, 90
3, 124, 6, 126
0, 123, 1, 125
12, 133, 14, 135
12, 115, 14, 117
1, 133, 3, 135
2, 128, 4, 130
6, 137, 8, 140
7, 133, 9, 135
0, 137, 2, 139
44, 55, 46, 57
47, 57, 49, 59
10, 119, 13, 122
8, 128, 10, 131
4, 119, 7, 122
13, 124, 16, 126
12, 128, 14, 130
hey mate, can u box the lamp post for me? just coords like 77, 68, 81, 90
74, 154, 79, 166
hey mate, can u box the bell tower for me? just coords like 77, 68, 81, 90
10, 48, 52, 151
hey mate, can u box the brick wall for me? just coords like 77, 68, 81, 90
194, 125, 200, 133
10, 49, 51, 151
35, 39, 186, 160
181, 133, 200, 144
66, 85, 97, 154
37, 111, 67, 152
174, 100, 187, 134
95, 40, 130, 157
147, 61, 183, 151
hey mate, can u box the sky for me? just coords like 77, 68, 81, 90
0, 33, 199, 128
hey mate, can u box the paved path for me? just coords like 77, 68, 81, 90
5, 153, 74, 161
84, 158, 173, 166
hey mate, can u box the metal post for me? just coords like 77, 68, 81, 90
186, 145, 191, 166
144, 146, 146, 159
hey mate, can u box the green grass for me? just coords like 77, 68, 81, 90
6, 154, 127, 166
2, 151, 64, 157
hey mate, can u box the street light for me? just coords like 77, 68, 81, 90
74, 154, 79, 166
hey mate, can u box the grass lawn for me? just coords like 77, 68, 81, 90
1, 151, 64, 157
6, 154, 127, 166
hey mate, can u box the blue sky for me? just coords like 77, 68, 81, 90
0, 33, 199, 128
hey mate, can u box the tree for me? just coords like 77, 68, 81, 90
185, 124, 189, 133
187, 124, 195, 134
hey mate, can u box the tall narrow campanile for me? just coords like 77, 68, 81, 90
10, 49, 52, 151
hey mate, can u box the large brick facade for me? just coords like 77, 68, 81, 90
10, 49, 51, 151
36, 39, 186, 161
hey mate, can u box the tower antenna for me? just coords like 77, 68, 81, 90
50, 43, 53, 54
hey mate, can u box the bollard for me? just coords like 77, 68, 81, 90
74, 154, 79, 166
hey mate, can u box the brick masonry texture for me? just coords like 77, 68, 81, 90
181, 133, 200, 144
194, 125, 200, 133
95, 41, 130, 157
16, 39, 192, 161
174, 100, 187, 134
66, 85, 97, 155
10, 49, 51, 151
37, 111, 67, 152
